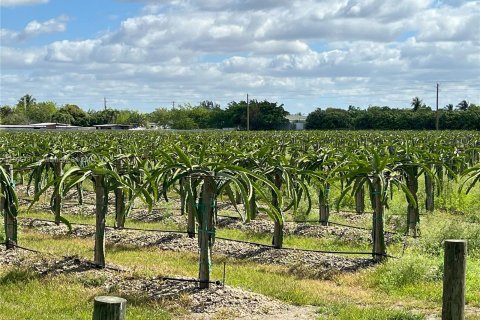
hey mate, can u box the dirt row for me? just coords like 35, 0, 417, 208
20, 218, 376, 279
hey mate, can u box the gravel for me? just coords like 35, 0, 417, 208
0, 252, 303, 319
20, 218, 376, 278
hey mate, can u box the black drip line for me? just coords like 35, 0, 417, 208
18, 217, 398, 258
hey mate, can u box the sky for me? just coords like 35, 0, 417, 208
0, 0, 479, 114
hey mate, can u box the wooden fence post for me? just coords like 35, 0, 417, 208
355, 178, 365, 214
92, 296, 126, 320
442, 240, 467, 320
186, 176, 196, 239
198, 174, 215, 289
372, 176, 386, 262
1, 164, 17, 249
94, 174, 107, 268
53, 161, 63, 225
271, 171, 283, 249
114, 160, 125, 229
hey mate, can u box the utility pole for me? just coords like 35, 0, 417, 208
172, 101, 175, 109
246, 94, 249, 131
436, 83, 439, 130
104, 97, 107, 110
24, 96, 29, 124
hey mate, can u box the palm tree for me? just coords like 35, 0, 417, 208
411, 97, 423, 112
456, 100, 469, 111
445, 104, 454, 111
16, 94, 36, 113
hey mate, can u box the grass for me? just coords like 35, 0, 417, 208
2, 182, 479, 319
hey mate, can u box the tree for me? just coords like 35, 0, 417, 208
445, 104, 454, 111
28, 101, 57, 123
149, 108, 171, 128
224, 99, 289, 130
16, 94, 36, 114
305, 108, 353, 130
0, 106, 14, 124
52, 110, 74, 124
411, 97, 424, 112
456, 100, 469, 111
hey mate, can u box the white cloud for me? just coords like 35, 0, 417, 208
1, 0, 479, 111
0, 15, 68, 43
0, 0, 48, 6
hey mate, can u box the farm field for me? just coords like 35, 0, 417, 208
1, 130, 480, 320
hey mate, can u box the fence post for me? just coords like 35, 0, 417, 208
92, 296, 126, 320
1, 164, 17, 249
198, 174, 215, 289
442, 240, 467, 320
53, 161, 63, 225
94, 174, 107, 268
114, 160, 125, 229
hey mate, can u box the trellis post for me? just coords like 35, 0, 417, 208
1, 164, 17, 249
94, 174, 107, 268
198, 173, 215, 289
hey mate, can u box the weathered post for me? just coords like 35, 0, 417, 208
372, 176, 386, 261
406, 171, 419, 237
92, 296, 126, 320
319, 183, 330, 226
198, 174, 215, 289
250, 188, 257, 220
1, 164, 17, 249
114, 160, 125, 229
94, 174, 107, 268
425, 173, 434, 212
179, 176, 185, 216
186, 177, 196, 238
53, 160, 63, 225
355, 179, 365, 214
272, 171, 283, 249
442, 240, 467, 320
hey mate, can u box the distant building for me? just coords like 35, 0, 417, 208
0, 123, 80, 130
93, 124, 132, 130
286, 115, 307, 130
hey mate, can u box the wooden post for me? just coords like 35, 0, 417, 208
272, 171, 283, 249
76, 182, 84, 205
355, 181, 365, 214
180, 177, 185, 216
425, 173, 434, 212
250, 189, 257, 220
92, 296, 126, 320
53, 161, 63, 225
406, 171, 419, 237
198, 174, 215, 289
94, 174, 107, 268
1, 164, 17, 249
186, 178, 196, 238
114, 160, 125, 229
442, 240, 467, 320
372, 176, 386, 261
318, 182, 330, 225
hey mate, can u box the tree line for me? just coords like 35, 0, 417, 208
306, 98, 479, 130
1, 95, 478, 130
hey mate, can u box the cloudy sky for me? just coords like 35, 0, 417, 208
1, 0, 479, 113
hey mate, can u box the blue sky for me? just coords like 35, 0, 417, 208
1, 0, 479, 113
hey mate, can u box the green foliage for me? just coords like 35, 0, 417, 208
317, 301, 425, 320
0, 268, 37, 285
305, 105, 480, 130
224, 99, 289, 130
368, 253, 442, 291
418, 215, 480, 256
305, 108, 353, 129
